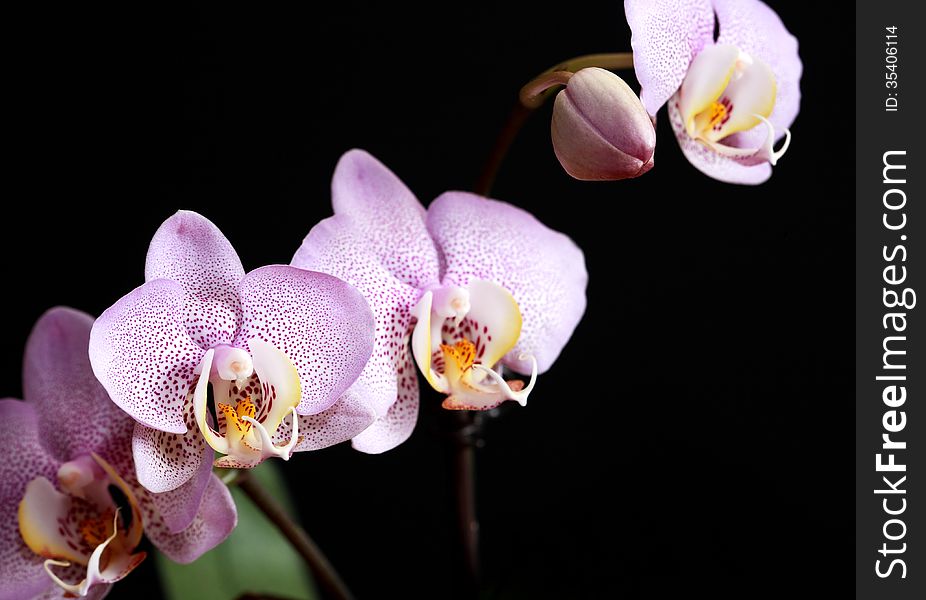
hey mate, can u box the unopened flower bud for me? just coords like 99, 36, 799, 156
551, 67, 656, 181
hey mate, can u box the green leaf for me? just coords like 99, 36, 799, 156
156, 462, 317, 600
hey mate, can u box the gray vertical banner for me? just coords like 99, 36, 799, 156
856, 1, 924, 598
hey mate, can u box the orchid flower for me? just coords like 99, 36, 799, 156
89, 211, 376, 498
625, 0, 802, 184
292, 150, 587, 453
1, 308, 236, 600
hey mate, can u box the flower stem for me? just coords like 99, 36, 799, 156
238, 474, 355, 600
451, 411, 484, 592
474, 52, 634, 196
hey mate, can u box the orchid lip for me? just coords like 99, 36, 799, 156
472, 354, 538, 407
412, 279, 537, 411
193, 340, 302, 467
241, 406, 299, 461
19, 452, 147, 596
678, 43, 787, 167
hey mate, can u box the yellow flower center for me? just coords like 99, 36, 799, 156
440, 339, 477, 372
218, 396, 257, 435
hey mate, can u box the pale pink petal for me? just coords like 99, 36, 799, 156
351, 347, 419, 454
140, 474, 237, 564
624, 0, 715, 115
132, 415, 212, 504
712, 0, 802, 147
293, 214, 423, 420
0, 400, 60, 600
145, 211, 244, 349
328, 149, 441, 290
667, 94, 772, 184
427, 193, 587, 375
287, 394, 377, 452
234, 266, 374, 415
23, 307, 135, 463
89, 279, 205, 434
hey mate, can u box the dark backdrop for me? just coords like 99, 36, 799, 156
6, 1, 852, 598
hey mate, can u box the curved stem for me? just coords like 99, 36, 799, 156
450, 411, 484, 593
238, 474, 355, 600
474, 52, 634, 195
520, 52, 634, 109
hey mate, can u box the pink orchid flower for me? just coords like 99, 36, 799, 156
89, 211, 376, 498
1, 308, 236, 600
625, 0, 802, 184
293, 150, 587, 453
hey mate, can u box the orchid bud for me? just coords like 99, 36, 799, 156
551, 67, 656, 181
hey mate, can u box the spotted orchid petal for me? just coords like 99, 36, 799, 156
139, 437, 214, 533
293, 207, 425, 448
0, 400, 62, 600
624, 0, 715, 115
292, 149, 440, 452
329, 149, 442, 290
282, 393, 376, 452
234, 266, 374, 416
140, 474, 237, 564
132, 410, 212, 496
712, 0, 802, 147
349, 344, 419, 454
24, 308, 135, 465
427, 192, 587, 375
89, 279, 205, 435
145, 210, 245, 350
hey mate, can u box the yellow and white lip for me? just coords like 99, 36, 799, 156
678, 43, 789, 165
193, 341, 301, 469
410, 279, 537, 410
18, 453, 146, 596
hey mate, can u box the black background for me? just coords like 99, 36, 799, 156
6, 1, 852, 598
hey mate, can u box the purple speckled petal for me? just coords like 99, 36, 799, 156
427, 193, 587, 375
145, 211, 244, 350
329, 149, 441, 290
713, 0, 801, 147
23, 307, 135, 463
351, 346, 419, 454
132, 413, 211, 499
293, 214, 423, 420
148, 464, 213, 533
234, 266, 374, 415
0, 400, 60, 600
667, 94, 772, 184
140, 474, 237, 564
624, 0, 715, 115
89, 279, 205, 435
281, 392, 377, 452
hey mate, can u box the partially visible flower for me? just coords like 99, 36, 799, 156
292, 150, 587, 453
552, 67, 656, 180
1, 308, 236, 600
89, 211, 375, 498
625, 0, 801, 184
